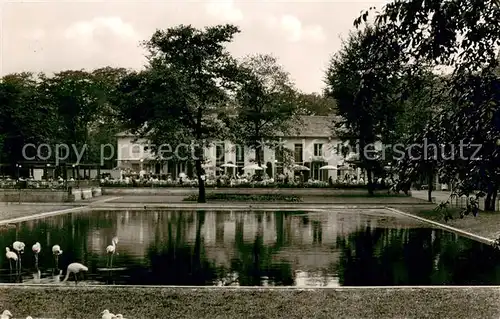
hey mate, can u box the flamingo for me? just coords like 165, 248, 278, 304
5, 248, 18, 272
32, 242, 41, 269
62, 262, 88, 285
101, 309, 115, 319
12, 241, 25, 273
52, 245, 63, 272
0, 310, 12, 319
26, 317, 33, 319
106, 237, 119, 268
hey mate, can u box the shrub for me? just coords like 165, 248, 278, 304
183, 194, 303, 202
100, 180, 386, 189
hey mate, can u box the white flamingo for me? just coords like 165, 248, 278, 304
52, 245, 63, 271
32, 242, 41, 268
0, 310, 12, 319
106, 237, 119, 268
62, 262, 88, 285
12, 241, 25, 273
101, 309, 115, 319
5, 248, 18, 272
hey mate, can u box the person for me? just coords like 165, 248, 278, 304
328, 176, 333, 186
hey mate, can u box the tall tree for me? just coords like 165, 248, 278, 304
115, 24, 242, 202
231, 54, 299, 175
42, 70, 105, 165
0, 72, 58, 167
357, 0, 500, 209
394, 68, 451, 201
295, 93, 337, 116
87, 67, 131, 167
324, 26, 405, 195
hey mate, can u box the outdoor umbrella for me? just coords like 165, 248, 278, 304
319, 165, 338, 170
292, 164, 310, 171
220, 163, 238, 168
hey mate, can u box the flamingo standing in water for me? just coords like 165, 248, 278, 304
5, 248, 18, 273
12, 241, 25, 274
32, 242, 41, 281
52, 245, 63, 272
32, 242, 41, 268
106, 237, 119, 268
62, 262, 88, 285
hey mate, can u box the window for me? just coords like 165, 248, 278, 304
294, 144, 303, 164
216, 143, 225, 175
236, 145, 244, 163
235, 145, 244, 175
314, 144, 323, 157
275, 147, 284, 176
132, 145, 141, 154
216, 143, 225, 163
256, 147, 264, 163
275, 147, 283, 163
178, 162, 186, 173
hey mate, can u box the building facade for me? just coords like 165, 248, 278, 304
116, 116, 363, 181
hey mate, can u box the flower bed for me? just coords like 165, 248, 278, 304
100, 180, 384, 189
183, 194, 303, 202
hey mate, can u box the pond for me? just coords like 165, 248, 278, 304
1, 208, 500, 286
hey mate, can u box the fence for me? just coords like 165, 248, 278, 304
445, 194, 500, 212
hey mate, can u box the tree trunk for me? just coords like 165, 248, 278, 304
490, 188, 497, 211
367, 169, 374, 196
427, 168, 433, 203
485, 183, 493, 211
255, 142, 263, 181
486, 185, 498, 212
195, 107, 205, 203
195, 158, 206, 203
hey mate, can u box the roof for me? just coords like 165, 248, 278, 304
290, 115, 336, 138
116, 115, 338, 138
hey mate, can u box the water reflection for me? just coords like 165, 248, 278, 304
1, 209, 500, 286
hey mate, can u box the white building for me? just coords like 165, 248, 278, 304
115, 115, 363, 181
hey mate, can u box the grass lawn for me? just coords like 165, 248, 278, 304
1, 286, 499, 318
324, 192, 408, 198
391, 204, 500, 240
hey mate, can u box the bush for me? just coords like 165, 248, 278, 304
0, 180, 67, 190
183, 194, 303, 202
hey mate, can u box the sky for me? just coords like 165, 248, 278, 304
1, 0, 391, 94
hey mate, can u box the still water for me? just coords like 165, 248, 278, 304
1, 209, 500, 286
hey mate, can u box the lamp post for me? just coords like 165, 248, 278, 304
16, 164, 21, 179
